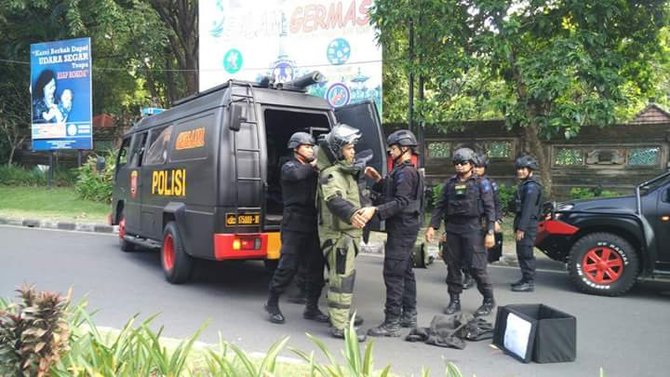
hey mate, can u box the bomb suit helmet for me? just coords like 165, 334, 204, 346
323, 123, 362, 160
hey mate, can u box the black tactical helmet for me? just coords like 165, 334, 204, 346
515, 154, 539, 170
287, 132, 315, 149
452, 147, 476, 164
474, 152, 489, 168
324, 123, 362, 160
387, 129, 418, 148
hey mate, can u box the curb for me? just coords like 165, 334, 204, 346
0, 216, 118, 235
0, 215, 534, 268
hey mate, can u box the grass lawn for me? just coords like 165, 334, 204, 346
0, 186, 110, 223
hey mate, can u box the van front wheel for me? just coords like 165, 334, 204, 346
162, 222, 193, 284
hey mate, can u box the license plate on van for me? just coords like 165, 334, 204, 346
226, 213, 260, 226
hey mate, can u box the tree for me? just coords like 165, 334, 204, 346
371, 0, 669, 196
0, 0, 186, 163
148, 0, 198, 97
0, 71, 29, 165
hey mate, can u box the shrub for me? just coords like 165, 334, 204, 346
0, 164, 47, 186
0, 285, 71, 377
74, 150, 116, 203
0, 164, 78, 187
428, 182, 444, 211
497, 183, 517, 216
570, 186, 619, 200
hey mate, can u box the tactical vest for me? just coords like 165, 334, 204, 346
382, 163, 424, 216
515, 178, 543, 216
446, 177, 481, 218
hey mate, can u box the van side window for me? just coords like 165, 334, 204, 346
117, 137, 131, 168
128, 132, 148, 168
144, 125, 174, 165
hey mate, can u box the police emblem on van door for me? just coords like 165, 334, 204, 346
151, 169, 186, 196
130, 170, 138, 199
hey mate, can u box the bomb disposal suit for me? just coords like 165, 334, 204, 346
316, 124, 366, 338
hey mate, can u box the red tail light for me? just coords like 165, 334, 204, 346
233, 236, 262, 250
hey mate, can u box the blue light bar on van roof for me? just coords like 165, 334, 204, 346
141, 107, 164, 116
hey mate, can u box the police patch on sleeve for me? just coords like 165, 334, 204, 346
481, 179, 492, 192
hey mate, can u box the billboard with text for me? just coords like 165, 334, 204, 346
199, 0, 381, 111
30, 37, 93, 151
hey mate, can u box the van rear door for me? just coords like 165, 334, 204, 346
335, 100, 387, 233
334, 100, 387, 177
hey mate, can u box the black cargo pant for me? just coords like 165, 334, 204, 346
383, 232, 418, 319
269, 230, 325, 303
444, 230, 493, 298
515, 224, 538, 282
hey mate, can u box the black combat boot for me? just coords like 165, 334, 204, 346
510, 278, 525, 288
303, 305, 330, 323
444, 294, 461, 315
264, 294, 285, 324
399, 310, 418, 328
512, 281, 534, 292
367, 315, 401, 337
474, 297, 496, 317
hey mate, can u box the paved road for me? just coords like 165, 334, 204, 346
1, 225, 669, 377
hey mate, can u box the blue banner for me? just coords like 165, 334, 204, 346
30, 37, 93, 151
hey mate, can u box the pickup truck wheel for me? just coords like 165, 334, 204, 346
568, 232, 639, 296
118, 216, 136, 252
161, 221, 193, 284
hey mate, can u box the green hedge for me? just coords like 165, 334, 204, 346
0, 164, 77, 186
569, 186, 619, 200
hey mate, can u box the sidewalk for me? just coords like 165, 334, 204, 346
0, 215, 117, 234
0, 215, 559, 269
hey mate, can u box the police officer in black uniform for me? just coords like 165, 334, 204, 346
473, 152, 504, 263
511, 154, 543, 292
363, 129, 423, 337
426, 147, 497, 317
264, 132, 329, 324
458, 152, 503, 288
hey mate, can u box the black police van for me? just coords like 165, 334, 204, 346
536, 171, 670, 296
110, 73, 387, 284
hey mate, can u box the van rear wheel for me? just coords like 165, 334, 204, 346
162, 221, 193, 284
